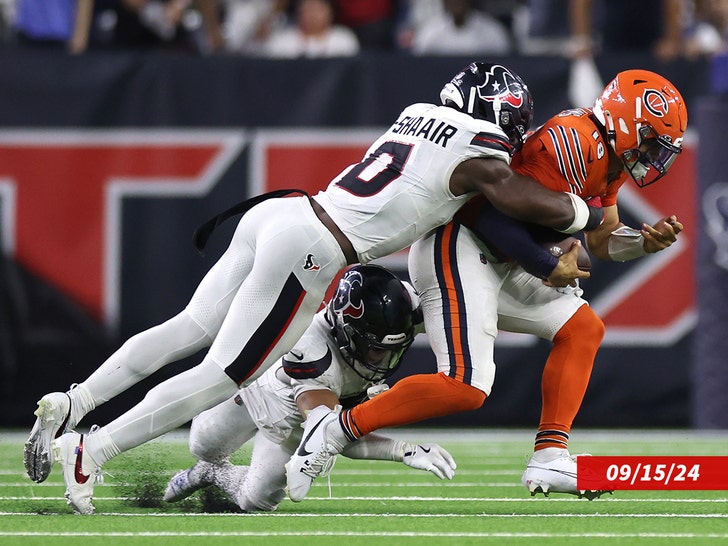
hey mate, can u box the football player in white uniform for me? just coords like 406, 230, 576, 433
163, 265, 455, 512
25, 61, 601, 515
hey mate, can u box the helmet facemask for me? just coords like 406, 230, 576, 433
331, 312, 413, 382
327, 265, 416, 383
622, 125, 682, 187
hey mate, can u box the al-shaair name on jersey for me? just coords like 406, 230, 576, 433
314, 103, 513, 264
238, 311, 380, 445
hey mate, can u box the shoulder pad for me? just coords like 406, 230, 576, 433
283, 347, 333, 379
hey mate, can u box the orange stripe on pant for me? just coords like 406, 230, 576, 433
436, 223, 471, 384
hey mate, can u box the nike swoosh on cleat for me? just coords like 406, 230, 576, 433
296, 415, 329, 457
420, 446, 431, 453
74, 434, 91, 485
289, 350, 304, 360
55, 393, 72, 439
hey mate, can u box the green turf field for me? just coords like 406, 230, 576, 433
1, 429, 726, 545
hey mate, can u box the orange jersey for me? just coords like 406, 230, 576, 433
511, 107, 628, 207
455, 107, 629, 229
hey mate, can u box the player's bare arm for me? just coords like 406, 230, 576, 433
450, 157, 599, 233
585, 205, 621, 259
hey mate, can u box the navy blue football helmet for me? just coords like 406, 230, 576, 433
440, 62, 534, 151
327, 265, 416, 382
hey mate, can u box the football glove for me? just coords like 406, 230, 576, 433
402, 443, 456, 480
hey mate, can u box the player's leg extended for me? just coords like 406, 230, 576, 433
95, 195, 344, 455
539, 305, 604, 447
80, 231, 259, 411
497, 273, 603, 449
343, 224, 498, 437
497, 270, 606, 497
285, 224, 498, 502
236, 433, 293, 512
24, 198, 255, 483
54, 196, 347, 514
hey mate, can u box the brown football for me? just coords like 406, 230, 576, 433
541, 236, 591, 272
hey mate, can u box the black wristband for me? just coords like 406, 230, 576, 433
583, 205, 604, 231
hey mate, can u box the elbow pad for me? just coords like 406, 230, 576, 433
608, 226, 647, 261
559, 193, 603, 234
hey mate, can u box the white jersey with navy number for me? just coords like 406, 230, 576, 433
66, 99, 511, 485
313, 103, 513, 263
238, 310, 378, 444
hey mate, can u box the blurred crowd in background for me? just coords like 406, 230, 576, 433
1, 0, 728, 61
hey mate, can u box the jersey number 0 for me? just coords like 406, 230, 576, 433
336, 141, 414, 196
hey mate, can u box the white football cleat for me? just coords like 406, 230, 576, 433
53, 432, 102, 515
164, 461, 215, 502
522, 448, 611, 501
24, 392, 71, 483
285, 405, 346, 502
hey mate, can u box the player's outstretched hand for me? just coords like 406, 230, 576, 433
643, 215, 683, 253
402, 443, 456, 479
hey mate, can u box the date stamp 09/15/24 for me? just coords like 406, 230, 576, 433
577, 456, 728, 490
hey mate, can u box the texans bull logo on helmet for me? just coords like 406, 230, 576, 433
334, 270, 365, 319
475, 64, 525, 110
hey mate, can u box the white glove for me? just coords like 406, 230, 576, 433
402, 443, 456, 480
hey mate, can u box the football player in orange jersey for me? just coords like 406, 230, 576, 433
287, 69, 687, 501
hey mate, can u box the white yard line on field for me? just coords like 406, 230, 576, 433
0, 531, 727, 539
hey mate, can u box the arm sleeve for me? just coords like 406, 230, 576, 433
469, 202, 559, 279
341, 433, 406, 462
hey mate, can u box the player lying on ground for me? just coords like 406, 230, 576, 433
164, 265, 454, 511
285, 68, 687, 502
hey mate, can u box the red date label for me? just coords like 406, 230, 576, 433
577, 456, 728, 490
